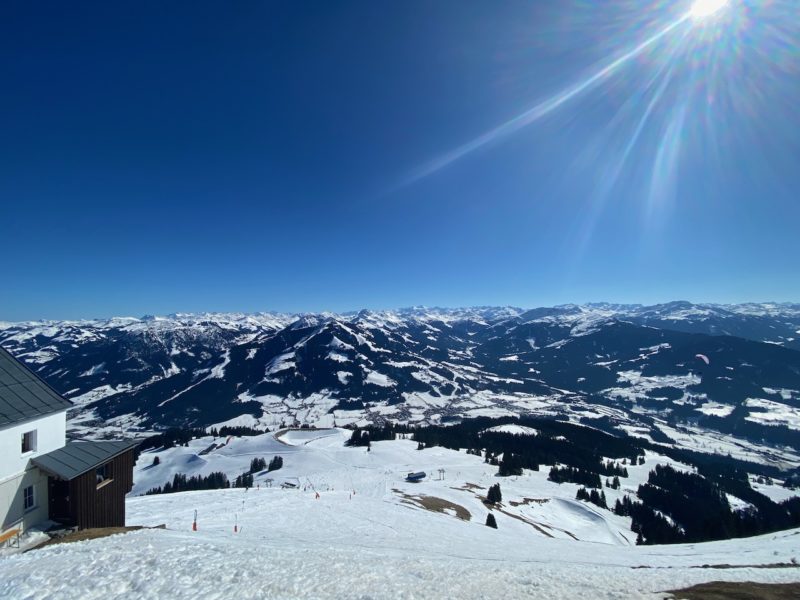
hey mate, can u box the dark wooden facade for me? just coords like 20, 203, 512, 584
48, 448, 136, 529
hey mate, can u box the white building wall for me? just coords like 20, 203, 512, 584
0, 410, 66, 533
0, 468, 48, 533
0, 411, 66, 481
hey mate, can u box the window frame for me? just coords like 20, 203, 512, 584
23, 485, 35, 511
95, 462, 113, 489
21, 430, 37, 454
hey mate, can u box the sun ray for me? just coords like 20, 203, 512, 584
566, 54, 684, 269
397, 12, 692, 188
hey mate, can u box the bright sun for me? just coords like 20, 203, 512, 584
689, 0, 729, 20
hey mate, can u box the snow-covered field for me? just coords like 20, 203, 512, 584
127, 427, 686, 545
3, 429, 800, 599
745, 397, 800, 429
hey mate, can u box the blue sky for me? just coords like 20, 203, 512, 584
1, 1, 798, 320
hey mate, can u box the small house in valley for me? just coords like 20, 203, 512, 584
0, 347, 138, 540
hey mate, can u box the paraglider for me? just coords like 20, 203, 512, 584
691, 353, 710, 379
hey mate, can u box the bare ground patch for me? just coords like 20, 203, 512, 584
666, 581, 800, 599
491, 506, 556, 538
509, 497, 550, 507
450, 487, 569, 539
694, 563, 800, 570
634, 563, 800, 571
394, 490, 471, 521
460, 482, 484, 491
32, 525, 165, 550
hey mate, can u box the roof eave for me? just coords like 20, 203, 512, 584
32, 440, 141, 481
0, 406, 68, 432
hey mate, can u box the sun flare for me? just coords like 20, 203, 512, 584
689, 0, 730, 20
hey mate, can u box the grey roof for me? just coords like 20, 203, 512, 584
0, 346, 72, 428
32, 440, 140, 480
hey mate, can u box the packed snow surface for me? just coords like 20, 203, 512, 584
3, 429, 800, 599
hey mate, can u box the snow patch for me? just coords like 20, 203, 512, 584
265, 352, 296, 377
326, 351, 350, 363
745, 398, 800, 429
79, 363, 107, 377
364, 370, 396, 387
483, 424, 538, 436
209, 350, 231, 379
697, 402, 735, 418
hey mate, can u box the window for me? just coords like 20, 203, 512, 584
21, 430, 37, 454
23, 485, 34, 511
96, 463, 112, 487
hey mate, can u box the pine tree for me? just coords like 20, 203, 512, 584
486, 483, 502, 504
498, 452, 523, 477
152, 456, 160, 466
485, 513, 498, 529
250, 457, 267, 473
234, 472, 254, 488
347, 428, 363, 447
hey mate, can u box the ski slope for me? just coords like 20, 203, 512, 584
2, 429, 800, 599
130, 428, 669, 544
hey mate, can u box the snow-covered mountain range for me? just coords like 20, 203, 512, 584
2, 302, 800, 465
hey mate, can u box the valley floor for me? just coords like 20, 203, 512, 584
2, 429, 800, 599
